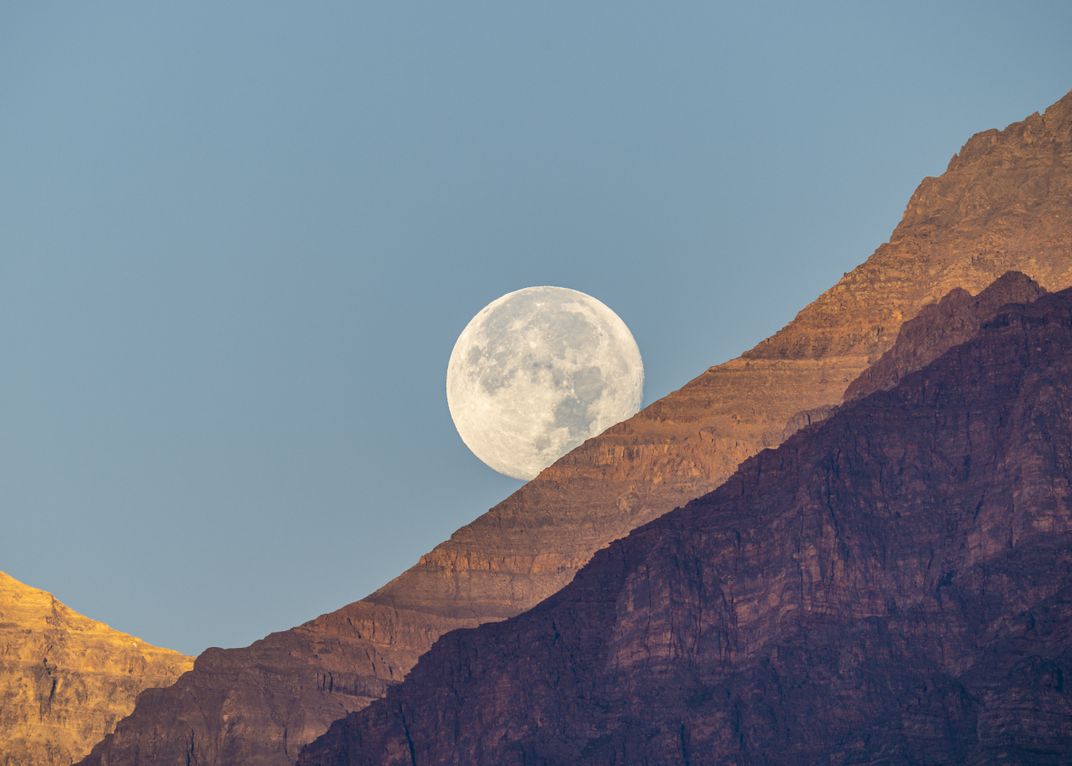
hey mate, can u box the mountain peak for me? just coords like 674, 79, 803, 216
947, 88, 1072, 174
0, 570, 193, 766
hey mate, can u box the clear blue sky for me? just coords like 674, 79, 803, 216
1, 2, 1069, 655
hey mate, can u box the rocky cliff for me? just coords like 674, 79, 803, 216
300, 287, 1072, 765
0, 571, 192, 766
843, 270, 1045, 401
779, 270, 1046, 439
80, 91, 1072, 765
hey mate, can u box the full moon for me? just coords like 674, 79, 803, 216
446, 286, 644, 480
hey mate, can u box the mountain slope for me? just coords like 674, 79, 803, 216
81, 91, 1072, 765
300, 288, 1072, 765
843, 270, 1045, 401
0, 571, 192, 766
780, 269, 1046, 439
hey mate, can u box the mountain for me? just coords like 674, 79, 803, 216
80, 91, 1072, 765
782, 269, 1046, 437
299, 287, 1072, 765
0, 571, 192, 766
842, 270, 1045, 401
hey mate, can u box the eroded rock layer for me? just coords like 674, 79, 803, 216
843, 270, 1045, 401
81, 91, 1072, 765
300, 288, 1072, 765
0, 572, 192, 766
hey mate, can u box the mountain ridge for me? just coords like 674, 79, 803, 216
0, 570, 192, 766
299, 287, 1072, 764
844, 270, 1046, 401
80, 89, 1072, 765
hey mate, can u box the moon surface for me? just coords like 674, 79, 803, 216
447, 286, 643, 480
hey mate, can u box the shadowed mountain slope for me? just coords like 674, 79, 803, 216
0, 572, 192, 766
81, 91, 1072, 765
780, 269, 1046, 438
843, 270, 1045, 401
300, 287, 1072, 765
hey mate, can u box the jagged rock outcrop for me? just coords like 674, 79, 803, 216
80, 91, 1072, 765
300, 288, 1072, 765
0, 571, 192, 766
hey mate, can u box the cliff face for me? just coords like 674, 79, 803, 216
0, 572, 192, 766
779, 270, 1046, 438
81, 91, 1072, 765
300, 288, 1072, 765
843, 270, 1045, 401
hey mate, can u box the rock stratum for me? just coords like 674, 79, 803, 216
0, 571, 192, 766
80, 91, 1072, 765
842, 270, 1045, 402
300, 287, 1072, 765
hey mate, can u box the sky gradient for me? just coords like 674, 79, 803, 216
2, 2, 1070, 654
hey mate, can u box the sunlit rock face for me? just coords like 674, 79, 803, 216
447, 286, 643, 480
0, 571, 192, 766
80, 92, 1072, 766
299, 288, 1072, 765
